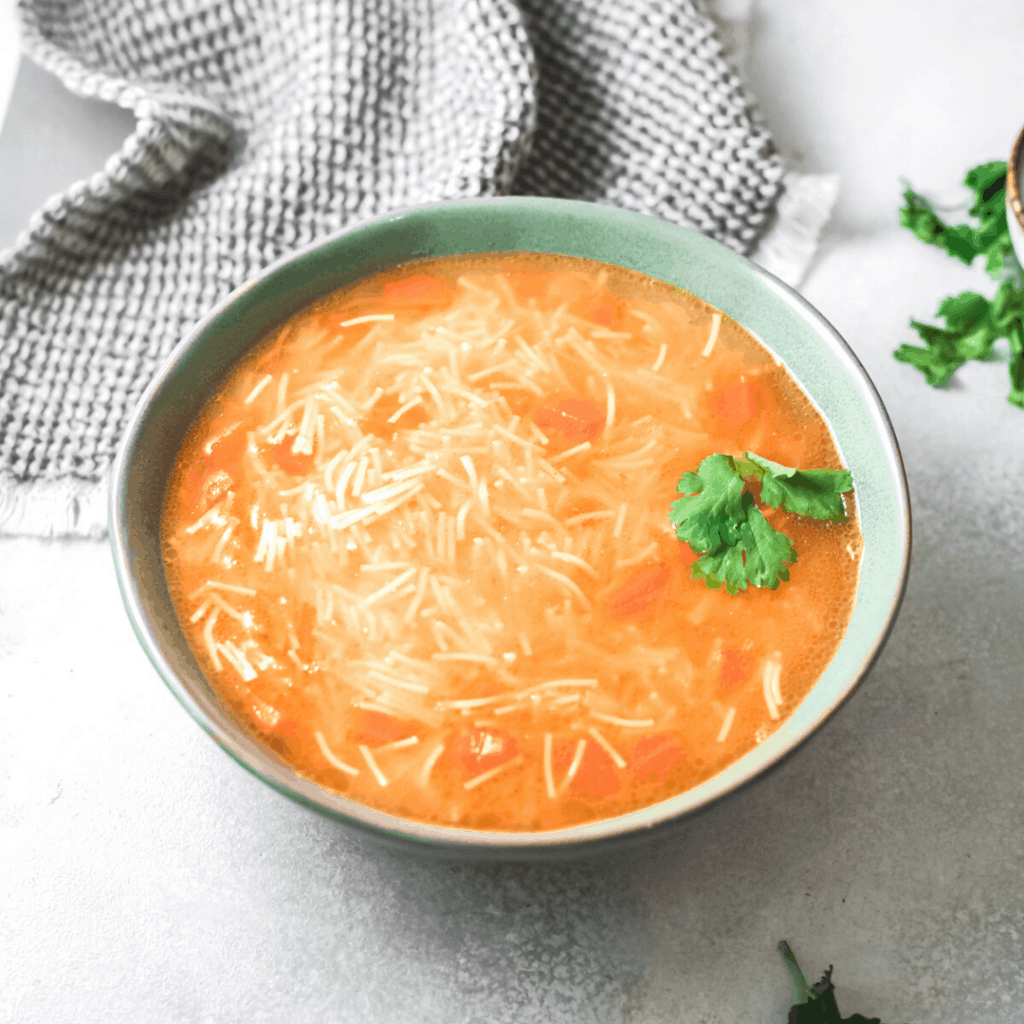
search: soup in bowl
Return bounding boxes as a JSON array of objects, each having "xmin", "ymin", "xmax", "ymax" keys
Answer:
[{"xmin": 110, "ymin": 199, "xmax": 910, "ymax": 856}]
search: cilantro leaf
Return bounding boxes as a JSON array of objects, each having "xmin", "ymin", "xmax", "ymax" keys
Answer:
[
  {"xmin": 893, "ymin": 327, "xmax": 967, "ymax": 386},
  {"xmin": 1009, "ymin": 319, "xmax": 1024, "ymax": 410},
  {"xmin": 935, "ymin": 290, "xmax": 997, "ymax": 348},
  {"xmin": 899, "ymin": 185, "xmax": 976, "ymax": 262},
  {"xmin": 779, "ymin": 941, "xmax": 890, "ymax": 1024},
  {"xmin": 898, "ymin": 160, "xmax": 1024, "ymax": 409},
  {"xmin": 690, "ymin": 500, "xmax": 794, "ymax": 595},
  {"xmin": 895, "ymin": 280, "xmax": 1024, "ymax": 398},
  {"xmin": 742, "ymin": 453, "xmax": 852, "ymax": 521},
  {"xmin": 966, "ymin": 161, "xmax": 1013, "ymax": 268},
  {"xmin": 668, "ymin": 453, "xmax": 748, "ymax": 554},
  {"xmin": 670, "ymin": 452, "xmax": 852, "ymax": 595},
  {"xmin": 992, "ymin": 277, "xmax": 1023, "ymax": 326},
  {"xmin": 899, "ymin": 161, "xmax": 1013, "ymax": 276}
]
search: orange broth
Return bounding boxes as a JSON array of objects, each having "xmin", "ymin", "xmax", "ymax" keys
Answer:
[{"xmin": 162, "ymin": 254, "xmax": 862, "ymax": 831}]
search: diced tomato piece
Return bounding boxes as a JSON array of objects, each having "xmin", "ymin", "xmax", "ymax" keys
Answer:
[
  {"xmin": 348, "ymin": 709, "xmax": 412, "ymax": 747},
  {"xmin": 198, "ymin": 469, "xmax": 233, "ymax": 511},
  {"xmin": 608, "ymin": 566, "xmax": 671, "ymax": 618},
  {"xmin": 449, "ymin": 727, "xmax": 518, "ymax": 774},
  {"xmin": 716, "ymin": 380, "xmax": 762, "ymax": 428},
  {"xmin": 717, "ymin": 648, "xmax": 748, "ymax": 695},
  {"xmin": 535, "ymin": 398, "xmax": 605, "ymax": 444},
  {"xmin": 383, "ymin": 275, "xmax": 449, "ymax": 306},
  {"xmin": 203, "ymin": 419, "xmax": 249, "ymax": 470},
  {"xmin": 628, "ymin": 734, "xmax": 685, "ymax": 786},
  {"xmin": 266, "ymin": 424, "xmax": 316, "ymax": 475},
  {"xmin": 570, "ymin": 741, "xmax": 623, "ymax": 801},
  {"xmin": 270, "ymin": 443, "xmax": 315, "ymax": 475}
]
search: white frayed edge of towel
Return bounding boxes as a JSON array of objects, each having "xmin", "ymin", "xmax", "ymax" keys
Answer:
[
  {"xmin": 749, "ymin": 170, "xmax": 841, "ymax": 289},
  {"xmin": 0, "ymin": 474, "xmax": 108, "ymax": 538}
]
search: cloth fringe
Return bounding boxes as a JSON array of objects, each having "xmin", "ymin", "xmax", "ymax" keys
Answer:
[
  {"xmin": 750, "ymin": 171, "xmax": 841, "ymax": 289},
  {"xmin": 0, "ymin": 473, "xmax": 108, "ymax": 538}
]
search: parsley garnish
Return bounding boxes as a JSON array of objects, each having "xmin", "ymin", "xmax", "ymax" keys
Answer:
[
  {"xmin": 744, "ymin": 453, "xmax": 851, "ymax": 521},
  {"xmin": 669, "ymin": 453, "xmax": 853, "ymax": 595},
  {"xmin": 900, "ymin": 161, "xmax": 1012, "ymax": 274},
  {"xmin": 896, "ymin": 161, "xmax": 1024, "ymax": 408},
  {"xmin": 779, "ymin": 941, "xmax": 893, "ymax": 1024}
]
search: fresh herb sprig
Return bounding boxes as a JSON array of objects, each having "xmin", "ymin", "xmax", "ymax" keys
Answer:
[
  {"xmin": 896, "ymin": 161, "xmax": 1024, "ymax": 408},
  {"xmin": 900, "ymin": 161, "xmax": 1012, "ymax": 274},
  {"xmin": 779, "ymin": 941, "xmax": 895, "ymax": 1023},
  {"xmin": 669, "ymin": 453, "xmax": 853, "ymax": 595}
]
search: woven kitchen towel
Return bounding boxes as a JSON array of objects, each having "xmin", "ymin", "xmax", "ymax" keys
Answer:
[{"xmin": 0, "ymin": 0, "xmax": 833, "ymax": 538}]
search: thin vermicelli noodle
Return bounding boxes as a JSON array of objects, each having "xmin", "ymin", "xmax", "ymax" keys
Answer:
[{"xmin": 162, "ymin": 254, "xmax": 862, "ymax": 831}]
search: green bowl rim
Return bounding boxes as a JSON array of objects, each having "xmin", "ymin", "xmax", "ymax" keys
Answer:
[{"xmin": 109, "ymin": 196, "xmax": 911, "ymax": 858}]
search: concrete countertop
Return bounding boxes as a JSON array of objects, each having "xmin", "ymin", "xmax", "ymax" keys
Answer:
[{"xmin": 4, "ymin": 2, "xmax": 1024, "ymax": 1022}]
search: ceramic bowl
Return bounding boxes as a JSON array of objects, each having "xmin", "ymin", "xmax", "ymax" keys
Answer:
[{"xmin": 109, "ymin": 197, "xmax": 911, "ymax": 859}]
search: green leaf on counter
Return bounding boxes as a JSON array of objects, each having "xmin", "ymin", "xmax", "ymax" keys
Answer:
[
  {"xmin": 899, "ymin": 161, "xmax": 1013, "ymax": 276},
  {"xmin": 898, "ymin": 162, "xmax": 1024, "ymax": 407}
]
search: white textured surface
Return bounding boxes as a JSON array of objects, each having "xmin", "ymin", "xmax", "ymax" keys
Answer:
[{"xmin": 5, "ymin": 2, "xmax": 1024, "ymax": 1022}]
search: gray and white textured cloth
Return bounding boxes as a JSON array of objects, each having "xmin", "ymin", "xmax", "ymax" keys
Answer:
[{"xmin": 0, "ymin": 0, "xmax": 836, "ymax": 537}]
